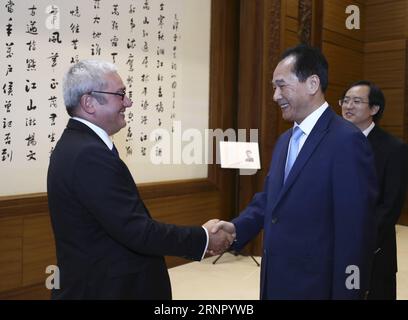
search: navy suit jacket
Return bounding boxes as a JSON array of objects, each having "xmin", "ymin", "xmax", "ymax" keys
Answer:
[
  {"xmin": 232, "ymin": 108, "xmax": 378, "ymax": 299},
  {"xmin": 47, "ymin": 119, "xmax": 207, "ymax": 299}
]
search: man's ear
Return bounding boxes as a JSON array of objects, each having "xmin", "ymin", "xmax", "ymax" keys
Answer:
[
  {"xmin": 370, "ymin": 104, "xmax": 380, "ymax": 116},
  {"xmin": 79, "ymin": 94, "xmax": 96, "ymax": 114},
  {"xmin": 307, "ymin": 75, "xmax": 320, "ymax": 95}
]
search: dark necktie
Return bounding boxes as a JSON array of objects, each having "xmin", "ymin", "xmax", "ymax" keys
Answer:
[{"xmin": 111, "ymin": 144, "xmax": 119, "ymax": 158}]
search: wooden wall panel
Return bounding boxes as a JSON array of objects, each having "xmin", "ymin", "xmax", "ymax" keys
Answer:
[
  {"xmin": 148, "ymin": 190, "xmax": 223, "ymax": 268},
  {"xmin": 365, "ymin": 0, "xmax": 407, "ymax": 42},
  {"xmin": 325, "ymin": 83, "xmax": 345, "ymax": 114},
  {"xmin": 286, "ymin": 0, "xmax": 299, "ymax": 18},
  {"xmin": 379, "ymin": 89, "xmax": 405, "ymax": 128},
  {"xmin": 322, "ymin": 0, "xmax": 365, "ymax": 115},
  {"xmin": 323, "ymin": 42, "xmax": 364, "ymax": 87},
  {"xmin": 324, "ymin": 0, "xmax": 365, "ymax": 41},
  {"xmin": 286, "ymin": 16, "xmax": 298, "ymax": 33},
  {"xmin": 365, "ymin": 39, "xmax": 406, "ymax": 52},
  {"xmin": 283, "ymin": 0, "xmax": 299, "ymax": 50},
  {"xmin": 285, "ymin": 30, "xmax": 300, "ymax": 48},
  {"xmin": 364, "ymin": 50, "xmax": 406, "ymax": 89},
  {"xmin": 364, "ymin": 2, "xmax": 408, "ymax": 223},
  {"xmin": 0, "ymin": 217, "xmax": 22, "ymax": 292},
  {"xmin": 323, "ymin": 29, "xmax": 364, "ymax": 52},
  {"xmin": 146, "ymin": 191, "xmax": 222, "ymax": 227},
  {"xmin": 22, "ymin": 215, "xmax": 56, "ymax": 286},
  {"xmin": 363, "ymin": 39, "xmax": 406, "ymax": 138}
]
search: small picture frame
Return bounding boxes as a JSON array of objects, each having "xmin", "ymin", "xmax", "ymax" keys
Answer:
[{"xmin": 219, "ymin": 141, "xmax": 261, "ymax": 170}]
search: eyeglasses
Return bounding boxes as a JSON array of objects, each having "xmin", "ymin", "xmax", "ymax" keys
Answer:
[
  {"xmin": 90, "ymin": 90, "xmax": 126, "ymax": 101},
  {"xmin": 339, "ymin": 97, "xmax": 369, "ymax": 107}
]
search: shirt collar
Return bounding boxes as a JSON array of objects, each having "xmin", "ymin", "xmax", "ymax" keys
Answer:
[
  {"xmin": 362, "ymin": 121, "xmax": 375, "ymax": 137},
  {"xmin": 294, "ymin": 101, "xmax": 329, "ymax": 135},
  {"xmin": 71, "ymin": 117, "xmax": 113, "ymax": 150}
]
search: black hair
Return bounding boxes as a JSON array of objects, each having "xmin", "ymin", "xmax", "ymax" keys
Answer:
[
  {"xmin": 341, "ymin": 80, "xmax": 385, "ymax": 122},
  {"xmin": 280, "ymin": 43, "xmax": 329, "ymax": 93}
]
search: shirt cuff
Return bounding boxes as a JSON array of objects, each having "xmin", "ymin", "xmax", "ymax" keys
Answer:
[{"xmin": 201, "ymin": 226, "xmax": 209, "ymax": 260}]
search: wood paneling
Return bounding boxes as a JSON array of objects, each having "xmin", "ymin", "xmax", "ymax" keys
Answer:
[
  {"xmin": 139, "ymin": 179, "xmax": 215, "ymax": 200},
  {"xmin": 323, "ymin": 42, "xmax": 363, "ymax": 87},
  {"xmin": 149, "ymin": 190, "xmax": 223, "ymax": 268},
  {"xmin": 0, "ymin": 193, "xmax": 49, "ymax": 218},
  {"xmin": 22, "ymin": 215, "xmax": 56, "ymax": 286},
  {"xmin": 0, "ymin": 217, "xmax": 22, "ymax": 292},
  {"xmin": 324, "ymin": 0, "xmax": 365, "ymax": 41},
  {"xmin": 325, "ymin": 83, "xmax": 345, "ymax": 114},
  {"xmin": 365, "ymin": 0, "xmax": 407, "ymax": 42},
  {"xmin": 285, "ymin": 30, "xmax": 300, "ymax": 48},
  {"xmin": 365, "ymin": 39, "xmax": 406, "ymax": 52},
  {"xmin": 286, "ymin": 16, "xmax": 298, "ymax": 33},
  {"xmin": 323, "ymin": 29, "xmax": 364, "ymax": 52},
  {"xmin": 0, "ymin": 284, "xmax": 50, "ymax": 300},
  {"xmin": 364, "ymin": 49, "xmax": 406, "ymax": 89},
  {"xmin": 322, "ymin": 0, "xmax": 365, "ymax": 109},
  {"xmin": 145, "ymin": 191, "xmax": 222, "ymax": 226},
  {"xmin": 379, "ymin": 89, "xmax": 405, "ymax": 128},
  {"xmin": 207, "ymin": 0, "xmax": 239, "ymax": 220},
  {"xmin": 286, "ymin": 0, "xmax": 299, "ymax": 18}
]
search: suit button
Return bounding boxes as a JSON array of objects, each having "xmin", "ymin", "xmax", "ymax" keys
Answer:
[{"xmin": 271, "ymin": 217, "xmax": 278, "ymax": 224}]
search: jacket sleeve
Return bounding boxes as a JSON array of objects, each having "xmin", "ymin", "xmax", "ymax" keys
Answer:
[
  {"xmin": 231, "ymin": 173, "xmax": 269, "ymax": 252},
  {"xmin": 73, "ymin": 146, "xmax": 207, "ymax": 261}
]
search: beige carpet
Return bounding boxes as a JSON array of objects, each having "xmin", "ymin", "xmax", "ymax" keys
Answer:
[{"xmin": 169, "ymin": 225, "xmax": 408, "ymax": 300}]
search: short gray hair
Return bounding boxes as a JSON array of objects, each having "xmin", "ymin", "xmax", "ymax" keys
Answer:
[{"xmin": 63, "ymin": 59, "xmax": 118, "ymax": 116}]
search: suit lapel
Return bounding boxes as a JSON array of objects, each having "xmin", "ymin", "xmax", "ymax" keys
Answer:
[
  {"xmin": 67, "ymin": 118, "xmax": 112, "ymax": 152},
  {"xmin": 367, "ymin": 126, "xmax": 384, "ymax": 153},
  {"xmin": 263, "ymin": 130, "xmax": 291, "ymax": 215},
  {"xmin": 271, "ymin": 130, "xmax": 291, "ymax": 191},
  {"xmin": 269, "ymin": 107, "xmax": 334, "ymax": 213}
]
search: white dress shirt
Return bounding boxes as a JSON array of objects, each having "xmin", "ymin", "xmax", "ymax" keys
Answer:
[
  {"xmin": 362, "ymin": 121, "xmax": 375, "ymax": 137},
  {"xmin": 289, "ymin": 101, "xmax": 329, "ymax": 158},
  {"xmin": 72, "ymin": 117, "xmax": 114, "ymax": 150}
]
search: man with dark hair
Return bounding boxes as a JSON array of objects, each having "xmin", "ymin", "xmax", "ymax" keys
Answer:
[
  {"xmin": 341, "ymin": 80, "xmax": 408, "ymax": 300},
  {"xmin": 212, "ymin": 44, "xmax": 378, "ymax": 299}
]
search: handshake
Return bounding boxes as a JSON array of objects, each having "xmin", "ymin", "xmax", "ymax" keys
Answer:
[{"xmin": 202, "ymin": 219, "xmax": 236, "ymax": 256}]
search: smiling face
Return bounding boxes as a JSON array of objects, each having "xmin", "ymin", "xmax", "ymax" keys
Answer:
[
  {"xmin": 92, "ymin": 72, "xmax": 133, "ymax": 135},
  {"xmin": 341, "ymin": 85, "xmax": 378, "ymax": 131},
  {"xmin": 272, "ymin": 56, "xmax": 315, "ymax": 124}
]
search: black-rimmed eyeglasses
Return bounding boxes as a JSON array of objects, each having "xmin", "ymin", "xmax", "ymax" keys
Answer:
[{"xmin": 90, "ymin": 90, "xmax": 126, "ymax": 101}]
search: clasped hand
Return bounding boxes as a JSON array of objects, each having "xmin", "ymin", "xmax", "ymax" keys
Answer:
[{"xmin": 202, "ymin": 219, "xmax": 236, "ymax": 256}]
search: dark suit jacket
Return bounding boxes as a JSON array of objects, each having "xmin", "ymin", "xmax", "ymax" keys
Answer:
[
  {"xmin": 232, "ymin": 108, "xmax": 378, "ymax": 299},
  {"xmin": 47, "ymin": 119, "xmax": 207, "ymax": 299},
  {"xmin": 367, "ymin": 126, "xmax": 408, "ymax": 283}
]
